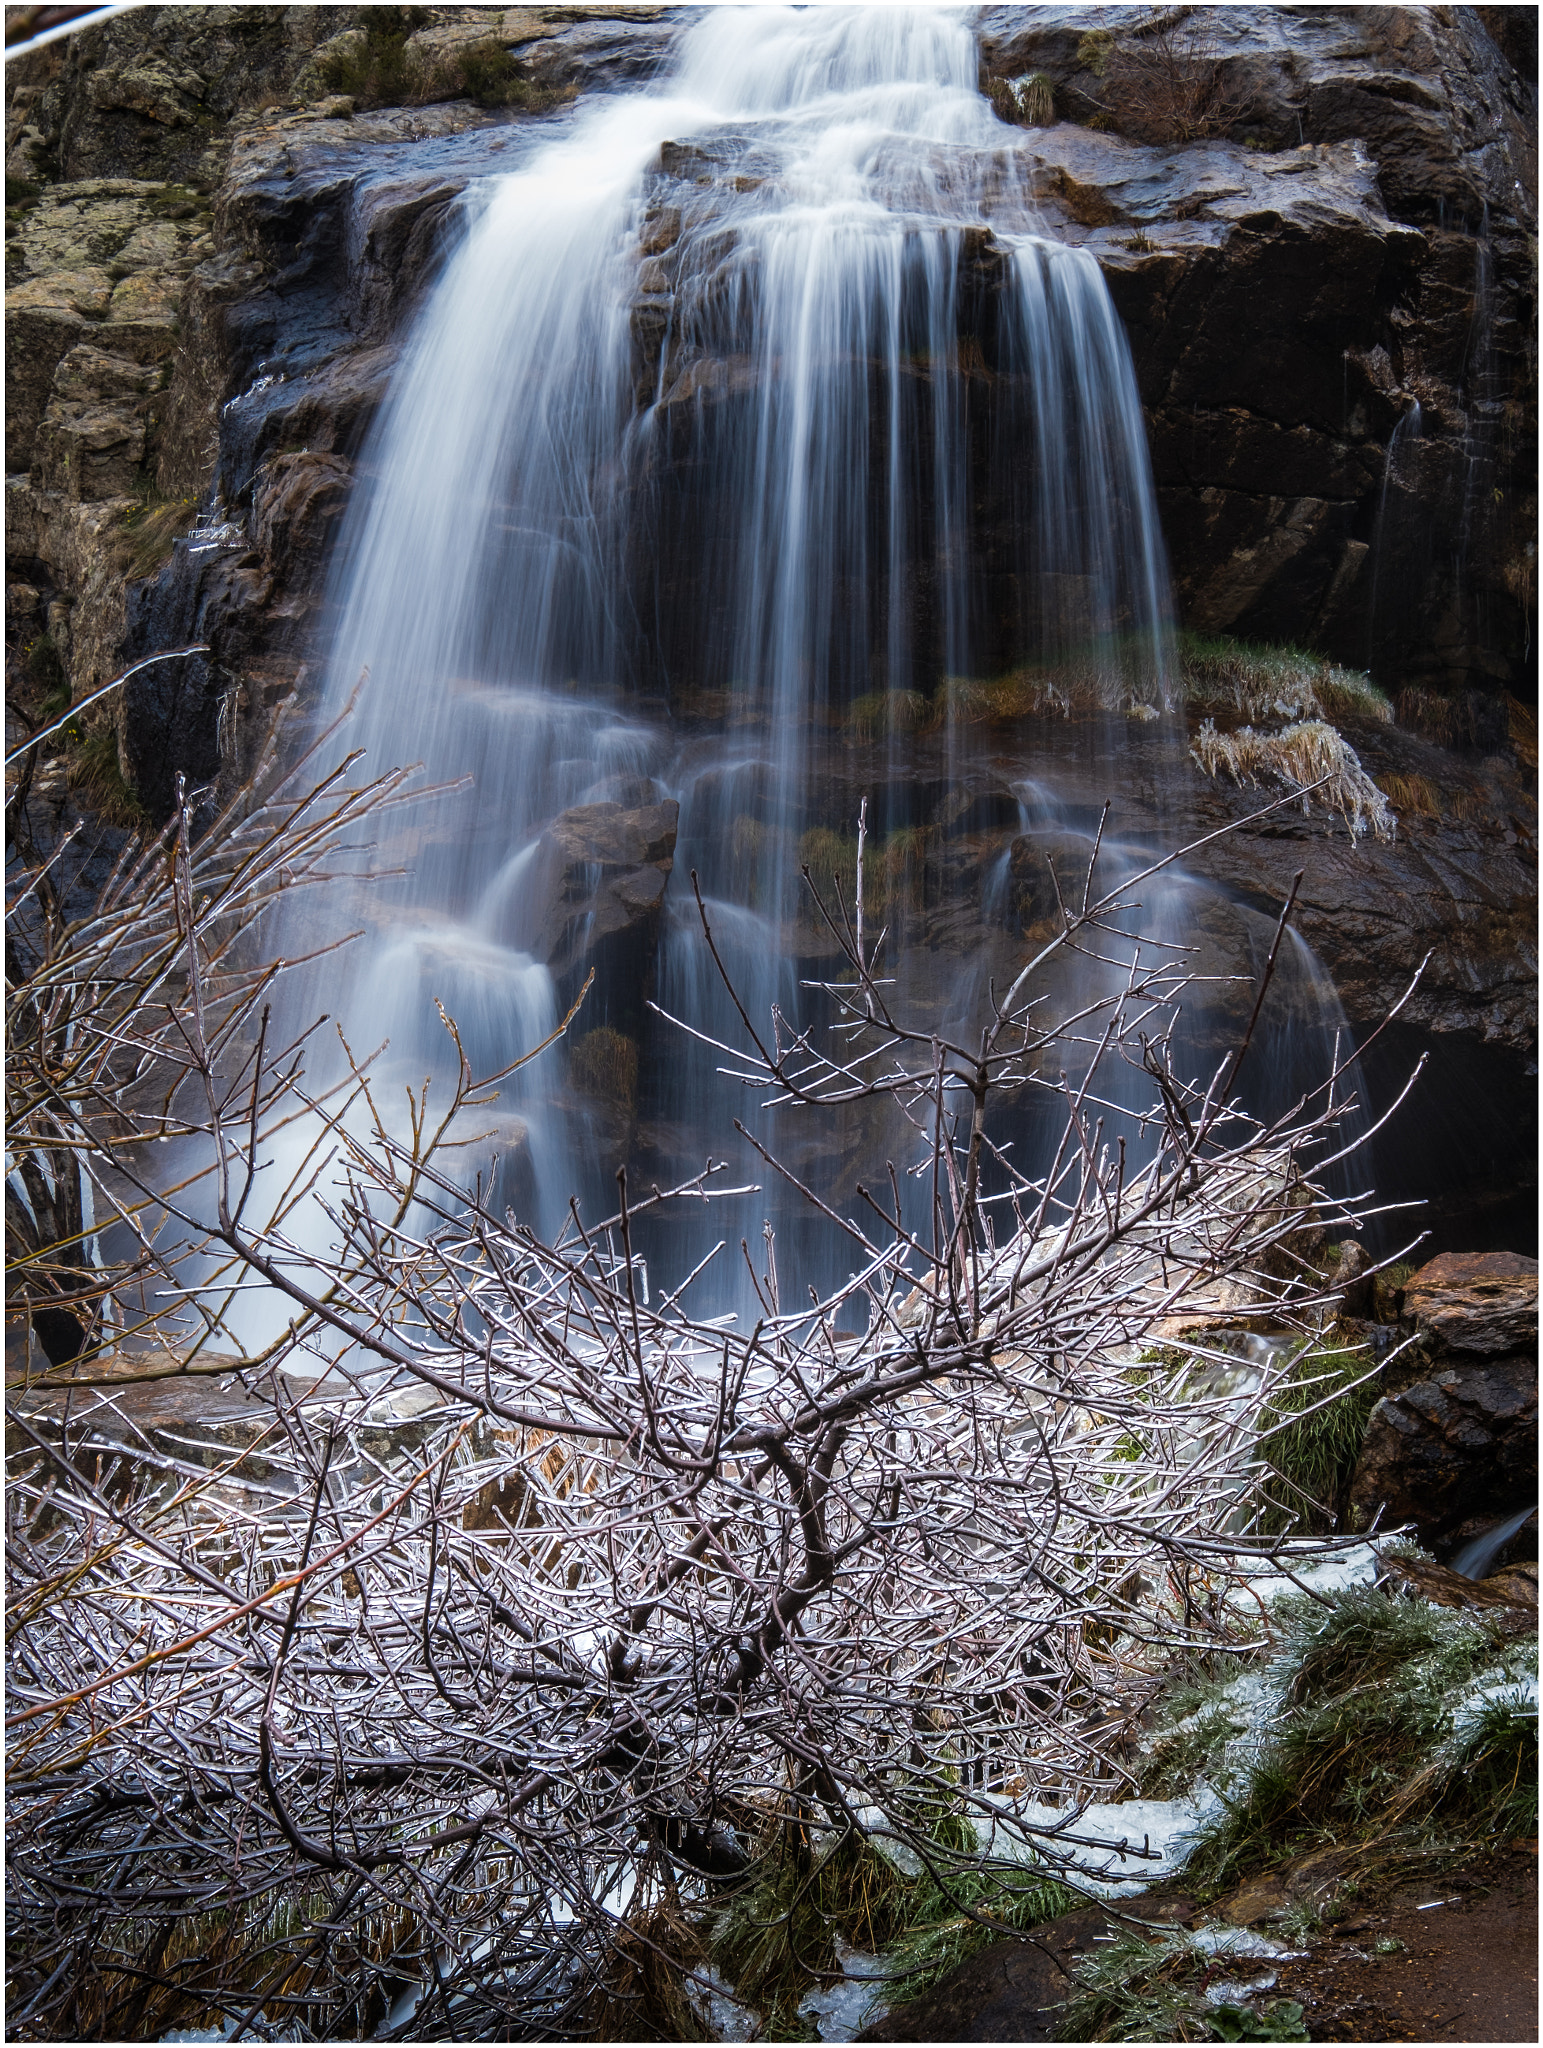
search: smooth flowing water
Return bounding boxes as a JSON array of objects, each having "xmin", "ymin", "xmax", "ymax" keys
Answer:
[{"xmin": 281, "ymin": 4, "xmax": 1354, "ymax": 1308}]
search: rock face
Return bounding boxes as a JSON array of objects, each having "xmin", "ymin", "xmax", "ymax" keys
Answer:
[
  {"xmin": 1350, "ymin": 1250, "xmax": 1538, "ymax": 1555},
  {"xmin": 978, "ymin": 3, "xmax": 1537, "ymax": 696},
  {"xmin": 1403, "ymin": 1250, "xmax": 1540, "ymax": 1354}
]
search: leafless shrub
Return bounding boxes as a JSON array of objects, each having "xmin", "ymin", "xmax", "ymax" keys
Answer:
[
  {"xmin": 5, "ymin": 757, "xmax": 1423, "ymax": 2038},
  {"xmin": 1079, "ymin": 19, "xmax": 1254, "ymax": 147}
]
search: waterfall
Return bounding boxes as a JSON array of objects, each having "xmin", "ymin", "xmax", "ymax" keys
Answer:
[{"xmin": 277, "ymin": 4, "xmax": 1250, "ymax": 1304}]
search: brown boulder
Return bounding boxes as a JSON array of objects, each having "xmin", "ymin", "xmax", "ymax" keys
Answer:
[
  {"xmin": 1403, "ymin": 1251, "xmax": 1538, "ymax": 1357},
  {"xmin": 525, "ymin": 800, "xmax": 679, "ymax": 978}
]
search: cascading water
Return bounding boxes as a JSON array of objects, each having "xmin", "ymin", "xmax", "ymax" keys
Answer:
[{"xmin": 277, "ymin": 4, "xmax": 1354, "ymax": 1310}]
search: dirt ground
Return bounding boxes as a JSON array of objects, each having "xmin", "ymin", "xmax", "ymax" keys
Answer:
[
  {"xmin": 861, "ymin": 1846, "xmax": 1537, "ymax": 2043},
  {"xmin": 1272, "ymin": 1841, "xmax": 1537, "ymax": 2043}
]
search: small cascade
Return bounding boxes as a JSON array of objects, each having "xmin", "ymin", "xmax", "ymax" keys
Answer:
[
  {"xmin": 1451, "ymin": 1504, "xmax": 1537, "ymax": 1582},
  {"xmin": 1366, "ymin": 398, "xmax": 1424, "ymax": 677}
]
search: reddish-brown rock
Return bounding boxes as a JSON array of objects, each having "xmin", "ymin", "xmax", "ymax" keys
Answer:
[{"xmin": 1403, "ymin": 1250, "xmax": 1539, "ymax": 1356}]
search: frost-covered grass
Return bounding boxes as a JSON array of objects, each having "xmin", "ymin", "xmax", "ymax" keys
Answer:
[
  {"xmin": 1177, "ymin": 634, "xmax": 1392, "ymax": 727},
  {"xmin": 1179, "ymin": 634, "xmax": 1397, "ymax": 841},
  {"xmin": 1190, "ymin": 719, "xmax": 1395, "ymax": 842},
  {"xmin": 1053, "ymin": 1924, "xmax": 1310, "ymax": 2042},
  {"xmin": 1179, "ymin": 1587, "xmax": 1537, "ymax": 1888}
]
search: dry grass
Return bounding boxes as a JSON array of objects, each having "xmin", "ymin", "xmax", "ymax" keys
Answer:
[
  {"xmin": 586, "ymin": 1901, "xmax": 714, "ymax": 2042},
  {"xmin": 1372, "ymin": 772, "xmax": 1440, "ymax": 819},
  {"xmin": 1392, "ymin": 686, "xmax": 1456, "ymax": 747},
  {"xmin": 570, "ymin": 1026, "xmax": 639, "ymax": 1113},
  {"xmin": 1191, "ymin": 719, "xmax": 1395, "ymax": 843},
  {"xmin": 112, "ymin": 497, "xmax": 196, "ymax": 584}
]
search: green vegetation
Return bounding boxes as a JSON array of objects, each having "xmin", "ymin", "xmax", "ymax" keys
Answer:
[
  {"xmin": 1137, "ymin": 1671, "xmax": 1262, "ymax": 1802},
  {"xmin": 796, "ymin": 822, "xmax": 940, "ymax": 918},
  {"xmin": 1176, "ymin": 632, "xmax": 1391, "ymax": 725},
  {"xmin": 24, "ymin": 631, "xmax": 64, "ymax": 698},
  {"xmin": 847, "ymin": 687, "xmax": 928, "ymax": 739},
  {"xmin": 709, "ymin": 1816, "xmax": 1079, "ymax": 2035},
  {"xmin": 1254, "ymin": 1344, "xmax": 1382, "ymax": 1535},
  {"xmin": 987, "ymin": 73, "xmax": 1055, "ymax": 127},
  {"xmin": 1184, "ymin": 1588, "xmax": 1537, "ymax": 1890},
  {"xmin": 65, "ymin": 722, "xmax": 148, "ymax": 831},
  {"xmin": 316, "ymin": 10, "xmax": 575, "ymax": 114},
  {"xmin": 315, "ymin": 6, "xmax": 427, "ymax": 104},
  {"xmin": 1054, "ymin": 1922, "xmax": 1308, "ymax": 2041}
]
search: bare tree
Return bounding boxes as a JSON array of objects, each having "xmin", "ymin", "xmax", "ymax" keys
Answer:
[{"xmin": 5, "ymin": 759, "xmax": 1420, "ymax": 2040}]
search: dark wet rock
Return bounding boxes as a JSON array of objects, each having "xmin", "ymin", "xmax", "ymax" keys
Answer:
[
  {"xmin": 3, "ymin": 8, "xmax": 1536, "ymax": 1223},
  {"xmin": 1350, "ymin": 1352, "xmax": 1536, "ymax": 1554},
  {"xmin": 1377, "ymin": 1548, "xmax": 1540, "ymax": 1622},
  {"xmin": 975, "ymin": 4, "xmax": 1536, "ymax": 693},
  {"xmin": 524, "ymin": 799, "xmax": 680, "ymax": 981},
  {"xmin": 1352, "ymin": 1251, "xmax": 1538, "ymax": 1559},
  {"xmin": 1483, "ymin": 1559, "xmax": 1539, "ymax": 1607},
  {"xmin": 117, "ymin": 634, "xmax": 228, "ymax": 823}
]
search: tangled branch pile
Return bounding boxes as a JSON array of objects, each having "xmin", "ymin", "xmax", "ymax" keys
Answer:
[{"xmin": 6, "ymin": 753, "xmax": 1415, "ymax": 2038}]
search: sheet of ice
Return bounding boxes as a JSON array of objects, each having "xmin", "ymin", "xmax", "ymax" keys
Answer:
[
  {"xmin": 1452, "ymin": 1670, "xmax": 1539, "ymax": 1726},
  {"xmin": 1227, "ymin": 1541, "xmax": 1382, "ymax": 1610},
  {"xmin": 697, "ymin": 1965, "xmax": 762, "ymax": 2042},
  {"xmin": 797, "ymin": 1941, "xmax": 892, "ymax": 2041},
  {"xmin": 1204, "ymin": 1970, "xmax": 1279, "ymax": 2004},
  {"xmin": 976, "ymin": 1791, "xmax": 1223, "ymax": 1893},
  {"xmin": 1191, "ymin": 1925, "xmax": 1306, "ymax": 1962},
  {"xmin": 855, "ymin": 1807, "xmax": 923, "ymax": 1875}
]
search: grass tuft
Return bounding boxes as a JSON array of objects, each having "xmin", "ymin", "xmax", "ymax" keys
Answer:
[
  {"xmin": 711, "ymin": 1812, "xmax": 1079, "ymax": 2031},
  {"xmin": 1190, "ymin": 719, "xmax": 1395, "ymax": 842},
  {"xmin": 586, "ymin": 1901, "xmax": 714, "ymax": 2042},
  {"xmin": 1254, "ymin": 1345, "xmax": 1382, "ymax": 1536},
  {"xmin": 570, "ymin": 1026, "xmax": 639, "ymax": 1113},
  {"xmin": 65, "ymin": 721, "xmax": 148, "ymax": 830},
  {"xmin": 114, "ymin": 496, "xmax": 197, "ymax": 583},
  {"xmin": 1182, "ymin": 1588, "xmax": 1537, "ymax": 1890},
  {"xmin": 847, "ymin": 688, "xmax": 929, "ymax": 740},
  {"xmin": 316, "ymin": 11, "xmax": 576, "ymax": 113},
  {"xmin": 1178, "ymin": 633, "xmax": 1390, "ymax": 726}
]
